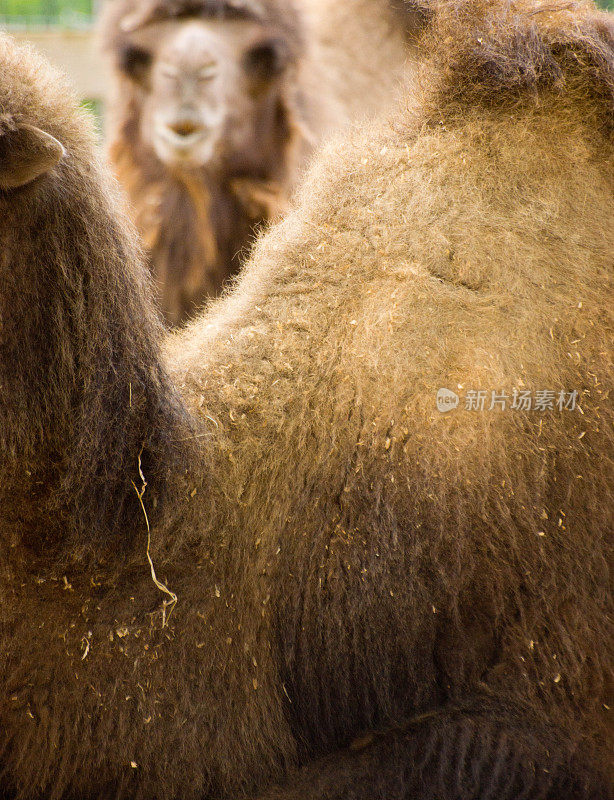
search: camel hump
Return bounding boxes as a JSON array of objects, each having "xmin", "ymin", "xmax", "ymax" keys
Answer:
[{"xmin": 415, "ymin": 0, "xmax": 614, "ymax": 127}]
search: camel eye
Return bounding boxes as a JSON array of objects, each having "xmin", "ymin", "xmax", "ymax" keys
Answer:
[
  {"xmin": 119, "ymin": 45, "xmax": 152, "ymax": 84},
  {"xmin": 197, "ymin": 64, "xmax": 219, "ymax": 82},
  {"xmin": 243, "ymin": 39, "xmax": 288, "ymax": 84},
  {"xmin": 159, "ymin": 65, "xmax": 180, "ymax": 81}
]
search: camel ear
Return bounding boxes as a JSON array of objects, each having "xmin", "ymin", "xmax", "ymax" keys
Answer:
[{"xmin": 0, "ymin": 123, "xmax": 65, "ymax": 190}]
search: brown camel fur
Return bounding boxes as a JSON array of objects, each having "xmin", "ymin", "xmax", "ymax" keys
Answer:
[{"xmin": 0, "ymin": 1, "xmax": 612, "ymax": 798}]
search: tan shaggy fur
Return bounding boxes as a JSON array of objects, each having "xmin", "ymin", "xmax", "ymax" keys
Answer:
[
  {"xmin": 100, "ymin": 0, "xmax": 417, "ymax": 325},
  {"xmin": 0, "ymin": 1, "xmax": 613, "ymax": 799}
]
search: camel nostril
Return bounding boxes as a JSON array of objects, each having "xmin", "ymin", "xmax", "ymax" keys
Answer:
[{"xmin": 168, "ymin": 120, "xmax": 203, "ymax": 138}]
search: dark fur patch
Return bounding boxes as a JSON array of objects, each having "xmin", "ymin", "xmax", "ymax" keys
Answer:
[
  {"xmin": 243, "ymin": 38, "xmax": 291, "ymax": 84},
  {"xmin": 117, "ymin": 43, "xmax": 153, "ymax": 82}
]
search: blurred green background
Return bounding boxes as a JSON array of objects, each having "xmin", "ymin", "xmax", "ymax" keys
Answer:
[{"xmin": 0, "ymin": 0, "xmax": 96, "ymax": 27}]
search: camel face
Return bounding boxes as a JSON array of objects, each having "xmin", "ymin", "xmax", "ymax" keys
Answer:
[{"xmin": 119, "ymin": 18, "xmax": 292, "ymax": 173}]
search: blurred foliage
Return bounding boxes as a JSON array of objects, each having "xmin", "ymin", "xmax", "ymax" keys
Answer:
[
  {"xmin": 80, "ymin": 97, "xmax": 103, "ymax": 133},
  {"xmin": 0, "ymin": 0, "xmax": 94, "ymax": 26}
]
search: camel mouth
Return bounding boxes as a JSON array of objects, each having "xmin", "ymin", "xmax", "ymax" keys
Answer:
[
  {"xmin": 156, "ymin": 122, "xmax": 208, "ymax": 150},
  {"xmin": 153, "ymin": 120, "xmax": 219, "ymax": 166}
]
